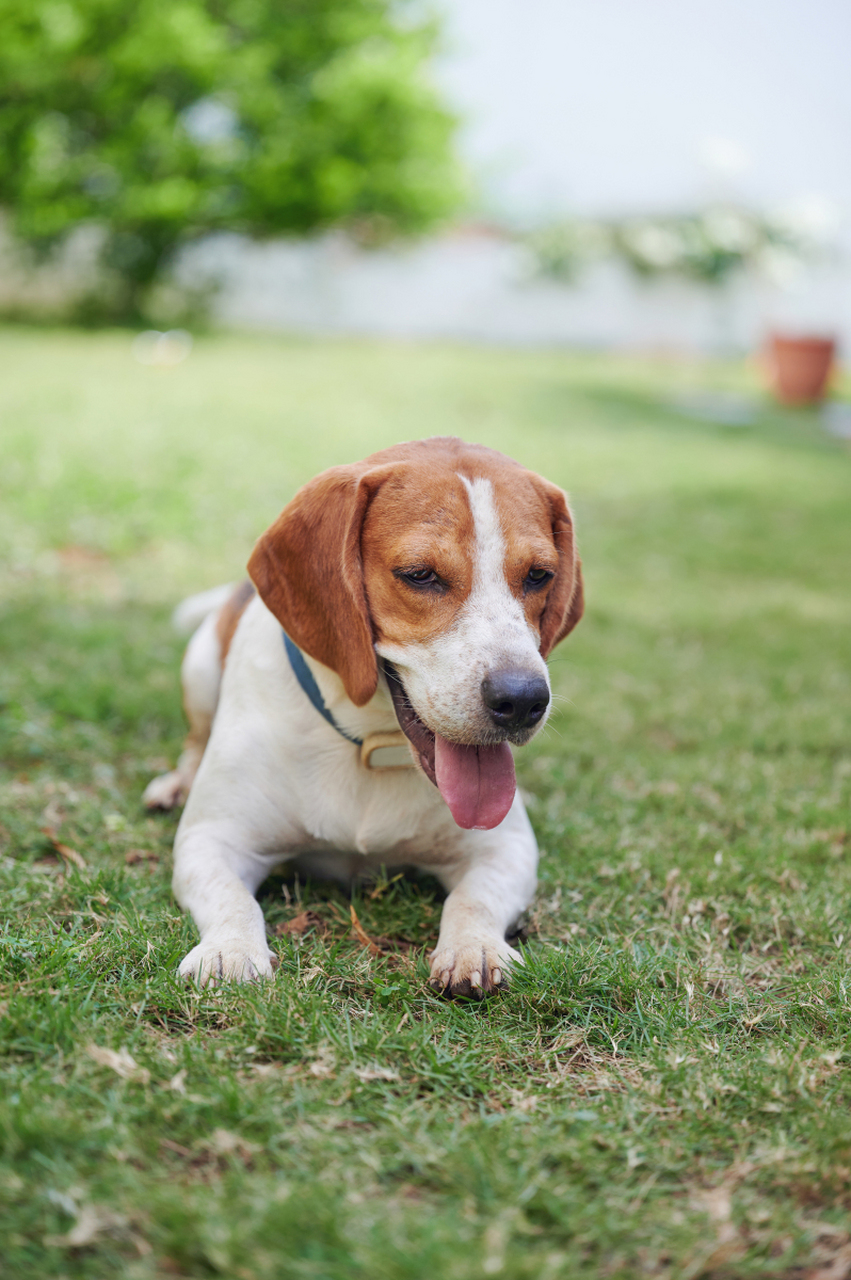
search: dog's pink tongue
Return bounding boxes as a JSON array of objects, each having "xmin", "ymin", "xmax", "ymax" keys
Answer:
[{"xmin": 434, "ymin": 736, "xmax": 516, "ymax": 830}]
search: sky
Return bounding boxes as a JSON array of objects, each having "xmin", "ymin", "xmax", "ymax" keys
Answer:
[{"xmin": 436, "ymin": 0, "xmax": 851, "ymax": 224}]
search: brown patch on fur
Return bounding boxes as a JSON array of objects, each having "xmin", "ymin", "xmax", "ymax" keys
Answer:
[
  {"xmin": 492, "ymin": 476, "xmax": 583, "ymax": 654},
  {"xmin": 361, "ymin": 468, "xmax": 475, "ymax": 650},
  {"xmin": 215, "ymin": 580, "xmax": 256, "ymax": 663}
]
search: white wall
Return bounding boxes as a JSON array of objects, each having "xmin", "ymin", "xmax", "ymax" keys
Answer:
[{"xmin": 185, "ymin": 228, "xmax": 850, "ymax": 353}]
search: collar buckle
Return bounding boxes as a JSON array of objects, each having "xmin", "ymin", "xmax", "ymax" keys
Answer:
[{"xmin": 360, "ymin": 731, "xmax": 415, "ymax": 771}]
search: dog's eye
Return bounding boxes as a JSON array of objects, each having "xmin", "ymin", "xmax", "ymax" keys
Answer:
[
  {"xmin": 525, "ymin": 567, "xmax": 553, "ymax": 590},
  {"xmin": 400, "ymin": 568, "xmax": 439, "ymax": 587}
]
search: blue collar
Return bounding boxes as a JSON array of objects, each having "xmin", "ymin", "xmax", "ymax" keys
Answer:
[{"xmin": 282, "ymin": 631, "xmax": 363, "ymax": 746}]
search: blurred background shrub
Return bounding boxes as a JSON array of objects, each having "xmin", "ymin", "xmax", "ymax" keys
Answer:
[{"xmin": 527, "ymin": 201, "xmax": 837, "ymax": 289}]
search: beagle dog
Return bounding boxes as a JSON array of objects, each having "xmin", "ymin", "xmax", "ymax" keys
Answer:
[{"xmin": 144, "ymin": 437, "xmax": 583, "ymax": 995}]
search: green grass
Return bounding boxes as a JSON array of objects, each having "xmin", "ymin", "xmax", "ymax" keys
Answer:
[{"xmin": 1, "ymin": 326, "xmax": 851, "ymax": 1278}]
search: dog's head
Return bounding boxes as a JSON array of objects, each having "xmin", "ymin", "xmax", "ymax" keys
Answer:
[{"xmin": 248, "ymin": 438, "xmax": 583, "ymax": 830}]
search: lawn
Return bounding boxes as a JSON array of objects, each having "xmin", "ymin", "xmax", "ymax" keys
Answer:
[{"xmin": 1, "ymin": 326, "xmax": 850, "ymax": 1279}]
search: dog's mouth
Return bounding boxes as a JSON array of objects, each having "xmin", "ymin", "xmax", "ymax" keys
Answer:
[{"xmin": 384, "ymin": 662, "xmax": 516, "ymax": 831}]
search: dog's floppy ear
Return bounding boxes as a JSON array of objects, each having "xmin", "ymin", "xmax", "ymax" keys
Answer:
[
  {"xmin": 536, "ymin": 481, "xmax": 584, "ymax": 657},
  {"xmin": 248, "ymin": 464, "xmax": 386, "ymax": 706}
]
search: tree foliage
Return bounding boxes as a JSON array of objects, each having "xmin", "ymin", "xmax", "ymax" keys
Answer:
[{"xmin": 0, "ymin": 0, "xmax": 463, "ymax": 318}]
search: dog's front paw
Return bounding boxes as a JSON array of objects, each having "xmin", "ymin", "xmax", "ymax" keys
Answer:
[
  {"xmin": 428, "ymin": 937, "xmax": 522, "ymax": 998},
  {"xmin": 178, "ymin": 938, "xmax": 278, "ymax": 987}
]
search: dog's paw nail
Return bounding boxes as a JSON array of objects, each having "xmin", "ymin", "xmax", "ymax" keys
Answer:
[
  {"xmin": 471, "ymin": 970, "xmax": 482, "ymax": 989},
  {"xmin": 492, "ymin": 967, "xmax": 502, "ymax": 987}
]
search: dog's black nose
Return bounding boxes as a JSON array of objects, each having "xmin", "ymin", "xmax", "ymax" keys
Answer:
[{"xmin": 481, "ymin": 669, "xmax": 550, "ymax": 732}]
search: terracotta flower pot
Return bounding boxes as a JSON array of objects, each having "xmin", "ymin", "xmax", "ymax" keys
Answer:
[{"xmin": 766, "ymin": 333, "xmax": 836, "ymax": 406}]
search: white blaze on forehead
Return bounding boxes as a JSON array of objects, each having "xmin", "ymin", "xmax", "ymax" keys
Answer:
[
  {"xmin": 456, "ymin": 473, "xmax": 535, "ymax": 650},
  {"xmin": 459, "ymin": 474, "xmax": 507, "ymax": 591}
]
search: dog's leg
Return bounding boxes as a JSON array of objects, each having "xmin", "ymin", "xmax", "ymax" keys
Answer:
[
  {"xmin": 428, "ymin": 798, "xmax": 538, "ymax": 998},
  {"xmin": 172, "ymin": 821, "xmax": 281, "ymax": 985},
  {"xmin": 143, "ymin": 611, "xmax": 222, "ymax": 810}
]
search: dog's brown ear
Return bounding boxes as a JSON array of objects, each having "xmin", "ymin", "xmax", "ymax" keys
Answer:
[
  {"xmin": 248, "ymin": 464, "xmax": 382, "ymax": 706},
  {"xmin": 537, "ymin": 481, "xmax": 584, "ymax": 657}
]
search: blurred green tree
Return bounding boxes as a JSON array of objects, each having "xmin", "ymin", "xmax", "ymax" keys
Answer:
[{"xmin": 0, "ymin": 0, "xmax": 463, "ymax": 320}]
